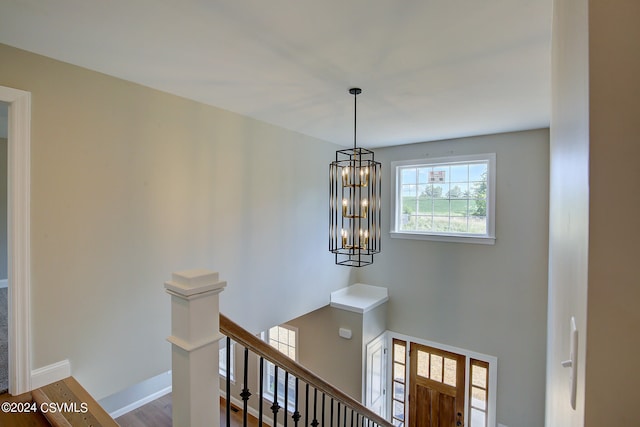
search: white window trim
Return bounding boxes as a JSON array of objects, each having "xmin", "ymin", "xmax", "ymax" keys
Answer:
[{"xmin": 390, "ymin": 153, "xmax": 496, "ymax": 244}]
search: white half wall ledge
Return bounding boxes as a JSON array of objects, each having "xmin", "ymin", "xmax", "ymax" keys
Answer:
[
  {"xmin": 31, "ymin": 360, "xmax": 71, "ymax": 390},
  {"xmin": 330, "ymin": 283, "xmax": 389, "ymax": 314}
]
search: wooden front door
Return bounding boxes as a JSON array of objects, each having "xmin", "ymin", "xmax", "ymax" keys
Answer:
[{"xmin": 409, "ymin": 343, "xmax": 465, "ymax": 427}]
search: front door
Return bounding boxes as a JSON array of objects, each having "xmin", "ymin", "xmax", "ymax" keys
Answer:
[{"xmin": 409, "ymin": 343, "xmax": 465, "ymax": 427}]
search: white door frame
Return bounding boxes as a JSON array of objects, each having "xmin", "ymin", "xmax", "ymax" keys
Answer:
[
  {"xmin": 1, "ymin": 85, "xmax": 32, "ymax": 395},
  {"xmin": 365, "ymin": 332, "xmax": 387, "ymax": 418}
]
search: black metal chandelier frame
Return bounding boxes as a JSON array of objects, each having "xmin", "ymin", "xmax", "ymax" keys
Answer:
[{"xmin": 329, "ymin": 88, "xmax": 382, "ymax": 267}]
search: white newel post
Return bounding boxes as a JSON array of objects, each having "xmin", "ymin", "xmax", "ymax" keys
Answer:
[{"xmin": 165, "ymin": 269, "xmax": 226, "ymax": 427}]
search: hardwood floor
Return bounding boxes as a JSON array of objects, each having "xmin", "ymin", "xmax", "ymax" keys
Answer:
[
  {"xmin": 115, "ymin": 393, "xmax": 172, "ymax": 427},
  {"xmin": 0, "ymin": 392, "xmax": 50, "ymax": 427},
  {"xmin": 116, "ymin": 394, "xmax": 267, "ymax": 427}
]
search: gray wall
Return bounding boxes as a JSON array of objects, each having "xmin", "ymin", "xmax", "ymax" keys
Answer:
[
  {"xmin": 0, "ymin": 42, "xmax": 351, "ymax": 400},
  {"xmin": 356, "ymin": 129, "xmax": 550, "ymax": 427},
  {"xmin": 289, "ymin": 306, "xmax": 364, "ymax": 400},
  {"xmin": 287, "ymin": 303, "xmax": 387, "ymax": 402}
]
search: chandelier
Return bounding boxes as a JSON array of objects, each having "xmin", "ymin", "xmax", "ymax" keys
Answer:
[{"xmin": 329, "ymin": 88, "xmax": 382, "ymax": 267}]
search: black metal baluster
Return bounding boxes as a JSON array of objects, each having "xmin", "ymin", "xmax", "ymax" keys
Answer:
[
  {"xmin": 240, "ymin": 347, "xmax": 251, "ymax": 427},
  {"xmin": 337, "ymin": 402, "xmax": 341, "ymax": 427},
  {"xmin": 284, "ymin": 371, "xmax": 289, "ymax": 427},
  {"xmin": 226, "ymin": 337, "xmax": 231, "ymax": 427},
  {"xmin": 311, "ymin": 388, "xmax": 319, "ymax": 427},
  {"xmin": 271, "ymin": 366, "xmax": 281, "ymax": 427},
  {"xmin": 321, "ymin": 393, "xmax": 326, "ymax": 427},
  {"xmin": 342, "ymin": 405, "xmax": 347, "ymax": 427},
  {"xmin": 330, "ymin": 398, "xmax": 334, "ymax": 427},
  {"xmin": 305, "ymin": 383, "xmax": 310, "ymax": 427},
  {"xmin": 350, "ymin": 409, "xmax": 354, "ymax": 427},
  {"xmin": 259, "ymin": 357, "xmax": 264, "ymax": 427},
  {"xmin": 292, "ymin": 378, "xmax": 301, "ymax": 427}
]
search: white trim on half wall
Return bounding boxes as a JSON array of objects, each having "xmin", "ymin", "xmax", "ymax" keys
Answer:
[{"xmin": 0, "ymin": 85, "xmax": 32, "ymax": 395}]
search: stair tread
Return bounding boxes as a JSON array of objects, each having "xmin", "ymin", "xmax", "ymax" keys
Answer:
[
  {"xmin": 0, "ymin": 392, "xmax": 50, "ymax": 426},
  {"xmin": 37, "ymin": 377, "xmax": 119, "ymax": 427}
]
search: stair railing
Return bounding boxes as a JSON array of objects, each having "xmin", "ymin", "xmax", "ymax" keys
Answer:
[
  {"xmin": 165, "ymin": 269, "xmax": 393, "ymax": 427},
  {"xmin": 220, "ymin": 314, "xmax": 393, "ymax": 427}
]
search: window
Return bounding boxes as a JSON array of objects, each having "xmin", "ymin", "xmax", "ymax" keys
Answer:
[
  {"xmin": 390, "ymin": 154, "xmax": 495, "ymax": 244},
  {"xmin": 391, "ymin": 339, "xmax": 407, "ymax": 427},
  {"xmin": 469, "ymin": 359, "xmax": 489, "ymax": 427},
  {"xmin": 262, "ymin": 325, "xmax": 298, "ymax": 411},
  {"xmin": 219, "ymin": 337, "xmax": 235, "ymax": 382}
]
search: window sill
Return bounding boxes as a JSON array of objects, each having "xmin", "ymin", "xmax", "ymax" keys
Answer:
[{"xmin": 390, "ymin": 231, "xmax": 495, "ymax": 245}]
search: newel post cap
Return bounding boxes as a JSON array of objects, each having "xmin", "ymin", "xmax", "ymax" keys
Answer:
[{"xmin": 164, "ymin": 269, "xmax": 226, "ymax": 298}]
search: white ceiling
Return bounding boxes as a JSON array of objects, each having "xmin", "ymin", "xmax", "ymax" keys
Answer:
[{"xmin": 0, "ymin": 0, "xmax": 552, "ymax": 148}]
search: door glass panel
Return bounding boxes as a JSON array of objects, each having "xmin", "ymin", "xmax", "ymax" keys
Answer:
[
  {"xmin": 471, "ymin": 408, "xmax": 486, "ymax": 427},
  {"xmin": 472, "ymin": 365, "xmax": 487, "ymax": 388},
  {"xmin": 444, "ymin": 357, "xmax": 457, "ymax": 386},
  {"xmin": 469, "ymin": 359, "xmax": 490, "ymax": 427},
  {"xmin": 394, "ymin": 362, "xmax": 405, "ymax": 382},
  {"xmin": 471, "ymin": 387, "xmax": 486, "ymax": 410},
  {"xmin": 393, "ymin": 400, "xmax": 405, "ymax": 420},
  {"xmin": 394, "ymin": 382, "xmax": 405, "ymax": 401},
  {"xmin": 430, "ymin": 354, "xmax": 443, "ymax": 382},
  {"xmin": 417, "ymin": 350, "xmax": 430, "ymax": 378},
  {"xmin": 394, "ymin": 343, "xmax": 406, "ymax": 363}
]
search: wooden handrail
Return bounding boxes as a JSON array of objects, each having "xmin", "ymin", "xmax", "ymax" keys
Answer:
[{"xmin": 220, "ymin": 314, "xmax": 394, "ymax": 427}]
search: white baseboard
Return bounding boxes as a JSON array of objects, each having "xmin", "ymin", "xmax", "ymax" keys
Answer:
[
  {"xmin": 99, "ymin": 370, "xmax": 172, "ymax": 419},
  {"xmin": 31, "ymin": 359, "xmax": 71, "ymax": 389},
  {"xmin": 0, "ymin": 279, "xmax": 7, "ymax": 289}
]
